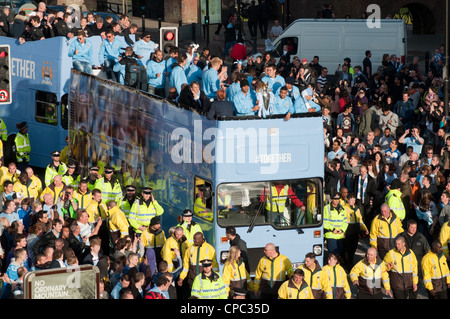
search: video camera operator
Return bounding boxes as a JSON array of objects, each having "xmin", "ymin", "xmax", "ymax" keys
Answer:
[{"xmin": 113, "ymin": 46, "xmax": 148, "ymax": 91}]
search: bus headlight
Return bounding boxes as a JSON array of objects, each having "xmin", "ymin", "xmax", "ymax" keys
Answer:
[{"xmin": 313, "ymin": 244, "xmax": 322, "ymax": 256}]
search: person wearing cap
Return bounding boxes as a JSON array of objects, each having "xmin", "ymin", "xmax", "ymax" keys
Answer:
[
  {"xmin": 232, "ymin": 79, "xmax": 259, "ymax": 116},
  {"xmin": 177, "ymin": 232, "xmax": 219, "ymax": 295},
  {"xmin": 86, "ymin": 166, "xmax": 100, "ymax": 191},
  {"xmin": 177, "ymin": 209, "xmax": 203, "ymax": 247},
  {"xmin": 253, "ymin": 243, "xmax": 294, "ymax": 299},
  {"xmin": 385, "ymin": 178, "xmax": 406, "ymax": 222},
  {"xmin": 61, "ymin": 162, "xmax": 80, "ymax": 188},
  {"xmin": 73, "ymin": 179, "xmax": 92, "ymax": 210},
  {"xmin": 323, "ymin": 192, "xmax": 348, "ymax": 255},
  {"xmin": 141, "ymin": 216, "xmax": 166, "ymax": 266},
  {"xmin": 120, "ymin": 185, "xmax": 138, "ymax": 219},
  {"xmin": 44, "ymin": 151, "xmax": 67, "ymax": 187},
  {"xmin": 261, "ymin": 63, "xmax": 285, "ymax": 94},
  {"xmin": 94, "ymin": 166, "xmax": 123, "ymax": 206},
  {"xmin": 369, "ymin": 203, "xmax": 404, "ymax": 260},
  {"xmin": 14, "ymin": 122, "xmax": 30, "ymax": 172},
  {"xmin": 13, "ymin": 171, "xmax": 39, "ymax": 202},
  {"xmin": 106, "ymin": 200, "xmax": 129, "ymax": 245},
  {"xmin": 191, "ymin": 258, "xmax": 227, "ymax": 299},
  {"xmin": 128, "ymin": 187, "xmax": 164, "ymax": 236},
  {"xmin": 278, "ymin": 268, "xmax": 314, "ymax": 299}
]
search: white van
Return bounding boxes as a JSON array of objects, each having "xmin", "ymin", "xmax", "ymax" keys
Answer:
[{"xmin": 265, "ymin": 18, "xmax": 407, "ymax": 74}]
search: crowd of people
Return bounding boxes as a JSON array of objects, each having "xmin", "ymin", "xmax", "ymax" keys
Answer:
[{"xmin": 1, "ymin": 0, "xmax": 450, "ymax": 300}]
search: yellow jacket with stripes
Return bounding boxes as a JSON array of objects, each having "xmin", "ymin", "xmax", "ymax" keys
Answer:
[
  {"xmin": 421, "ymin": 250, "xmax": 450, "ymax": 292},
  {"xmin": 108, "ymin": 205, "xmax": 129, "ymax": 237},
  {"xmin": 349, "ymin": 257, "xmax": 391, "ymax": 296},
  {"xmin": 222, "ymin": 259, "xmax": 253, "ymax": 295},
  {"xmin": 320, "ymin": 264, "xmax": 351, "ymax": 299},
  {"xmin": 254, "ymin": 253, "xmax": 293, "ymax": 293},
  {"xmin": 179, "ymin": 242, "xmax": 218, "ymax": 284},
  {"xmin": 278, "ymin": 279, "xmax": 314, "ymax": 299},
  {"xmin": 439, "ymin": 221, "xmax": 450, "ymax": 256}
]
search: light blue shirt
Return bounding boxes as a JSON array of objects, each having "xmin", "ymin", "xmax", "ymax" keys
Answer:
[
  {"xmin": 226, "ymin": 82, "xmax": 242, "ymax": 102},
  {"xmin": 68, "ymin": 38, "xmax": 94, "ymax": 65},
  {"xmin": 233, "ymin": 90, "xmax": 256, "ymax": 116},
  {"xmin": 147, "ymin": 59, "xmax": 166, "ymax": 88},
  {"xmin": 202, "ymin": 68, "xmax": 222, "ymax": 99},
  {"xmin": 262, "ymin": 75, "xmax": 285, "ymax": 93},
  {"xmin": 133, "ymin": 39, "xmax": 157, "ymax": 66},
  {"xmin": 0, "ymin": 211, "xmax": 20, "ymax": 225},
  {"xmin": 169, "ymin": 65, "xmax": 188, "ymax": 94},
  {"xmin": 402, "ymin": 136, "xmax": 423, "ymax": 155},
  {"xmin": 185, "ymin": 64, "xmax": 203, "ymax": 85},
  {"xmin": 289, "ymin": 96, "xmax": 321, "ymax": 114},
  {"xmin": 272, "ymin": 95, "xmax": 293, "ymax": 115},
  {"xmin": 98, "ymin": 37, "xmax": 126, "ymax": 65}
]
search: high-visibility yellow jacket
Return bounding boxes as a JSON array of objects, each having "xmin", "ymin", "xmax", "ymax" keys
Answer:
[
  {"xmin": 179, "ymin": 242, "xmax": 218, "ymax": 284},
  {"xmin": 30, "ymin": 175, "xmax": 42, "ymax": 195},
  {"xmin": 161, "ymin": 234, "xmax": 189, "ymax": 272},
  {"xmin": 108, "ymin": 205, "xmax": 129, "ymax": 238},
  {"xmin": 278, "ymin": 279, "xmax": 314, "ymax": 299},
  {"xmin": 439, "ymin": 221, "xmax": 450, "ymax": 256},
  {"xmin": 39, "ymin": 182, "xmax": 65, "ymax": 203},
  {"xmin": 320, "ymin": 264, "xmax": 351, "ymax": 299},
  {"xmin": 266, "ymin": 185, "xmax": 289, "ymax": 213},
  {"xmin": 141, "ymin": 228, "xmax": 166, "ymax": 250},
  {"xmin": 191, "ymin": 271, "xmax": 228, "ymax": 299},
  {"xmin": 323, "ymin": 203, "xmax": 348, "ymax": 240},
  {"xmin": 421, "ymin": 250, "xmax": 450, "ymax": 292},
  {"xmin": 14, "ymin": 132, "xmax": 30, "ymax": 163},
  {"xmin": 85, "ymin": 200, "xmax": 109, "ymax": 223},
  {"xmin": 94, "ymin": 177, "xmax": 123, "ymax": 206},
  {"xmin": 13, "ymin": 179, "xmax": 40, "ymax": 200},
  {"xmin": 254, "ymin": 253, "xmax": 294, "ymax": 294},
  {"xmin": 44, "ymin": 162, "xmax": 67, "ymax": 186},
  {"xmin": 128, "ymin": 199, "xmax": 164, "ymax": 234},
  {"xmin": 62, "ymin": 173, "xmax": 80, "ymax": 188},
  {"xmin": 0, "ymin": 170, "xmax": 19, "ymax": 192},
  {"xmin": 0, "ymin": 118, "xmax": 7, "ymax": 141},
  {"xmin": 120, "ymin": 196, "xmax": 139, "ymax": 219},
  {"xmin": 298, "ymin": 260, "xmax": 325, "ymax": 299},
  {"xmin": 369, "ymin": 212, "xmax": 403, "ymax": 252},
  {"xmin": 385, "ymin": 189, "xmax": 406, "ymax": 220},
  {"xmin": 350, "ymin": 257, "xmax": 391, "ymax": 296},
  {"xmin": 73, "ymin": 188, "xmax": 92, "ymax": 210},
  {"xmin": 177, "ymin": 220, "xmax": 203, "ymax": 247},
  {"xmin": 222, "ymin": 259, "xmax": 253, "ymax": 296},
  {"xmin": 343, "ymin": 203, "xmax": 368, "ymax": 232},
  {"xmin": 384, "ymin": 248, "xmax": 418, "ymax": 291}
]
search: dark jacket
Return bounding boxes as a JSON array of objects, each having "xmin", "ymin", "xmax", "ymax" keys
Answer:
[
  {"xmin": 397, "ymin": 230, "xmax": 430, "ymax": 264},
  {"xmin": 207, "ymin": 100, "xmax": 234, "ymax": 120},
  {"xmin": 33, "ymin": 230, "xmax": 58, "ymax": 256},
  {"xmin": 68, "ymin": 233, "xmax": 86, "ymax": 261},
  {"xmin": 352, "ymin": 174, "xmax": 377, "ymax": 206},
  {"xmin": 229, "ymin": 234, "xmax": 250, "ymax": 273}
]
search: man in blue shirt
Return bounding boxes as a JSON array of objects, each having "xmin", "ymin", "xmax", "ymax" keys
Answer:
[
  {"xmin": 169, "ymin": 53, "xmax": 188, "ymax": 95},
  {"xmin": 272, "ymin": 86, "xmax": 293, "ymax": 115},
  {"xmin": 262, "ymin": 63, "xmax": 285, "ymax": 93},
  {"xmin": 399, "ymin": 126, "xmax": 424, "ymax": 156},
  {"xmin": 98, "ymin": 30, "xmax": 126, "ymax": 81},
  {"xmin": 68, "ymin": 31, "xmax": 94, "ymax": 74},
  {"xmin": 232, "ymin": 80, "xmax": 259, "ymax": 116},
  {"xmin": 202, "ymin": 57, "xmax": 226, "ymax": 100},
  {"xmin": 285, "ymin": 87, "xmax": 321, "ymax": 120},
  {"xmin": 147, "ymin": 49, "xmax": 166, "ymax": 97},
  {"xmin": 133, "ymin": 31, "xmax": 157, "ymax": 67}
]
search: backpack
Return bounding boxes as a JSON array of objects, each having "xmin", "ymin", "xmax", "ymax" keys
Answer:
[{"xmin": 124, "ymin": 59, "xmax": 140, "ymax": 87}]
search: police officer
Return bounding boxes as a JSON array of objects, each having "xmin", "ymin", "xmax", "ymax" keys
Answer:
[
  {"xmin": 190, "ymin": 259, "xmax": 228, "ymax": 299},
  {"xmin": 14, "ymin": 122, "xmax": 30, "ymax": 172},
  {"xmin": 44, "ymin": 151, "xmax": 67, "ymax": 187},
  {"xmin": 177, "ymin": 209, "xmax": 203, "ymax": 247},
  {"xmin": 128, "ymin": 187, "xmax": 164, "ymax": 237},
  {"xmin": 86, "ymin": 166, "xmax": 100, "ymax": 191},
  {"xmin": 121, "ymin": 185, "xmax": 139, "ymax": 219},
  {"xmin": 323, "ymin": 192, "xmax": 348, "ymax": 255},
  {"xmin": 94, "ymin": 166, "xmax": 122, "ymax": 206},
  {"xmin": 62, "ymin": 162, "xmax": 80, "ymax": 188}
]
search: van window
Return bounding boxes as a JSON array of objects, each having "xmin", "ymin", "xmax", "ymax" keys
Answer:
[
  {"xmin": 272, "ymin": 37, "xmax": 298, "ymax": 57},
  {"xmin": 35, "ymin": 91, "xmax": 58, "ymax": 126}
]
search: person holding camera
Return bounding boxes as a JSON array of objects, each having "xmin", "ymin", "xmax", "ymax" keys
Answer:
[{"xmin": 60, "ymin": 185, "xmax": 78, "ymax": 222}]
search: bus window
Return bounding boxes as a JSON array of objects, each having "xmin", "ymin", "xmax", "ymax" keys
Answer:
[
  {"xmin": 217, "ymin": 178, "xmax": 322, "ymax": 229},
  {"xmin": 170, "ymin": 172, "xmax": 188, "ymax": 210},
  {"xmin": 35, "ymin": 91, "xmax": 58, "ymax": 126},
  {"xmin": 194, "ymin": 177, "xmax": 213, "ymax": 221},
  {"xmin": 61, "ymin": 94, "xmax": 69, "ymax": 130},
  {"xmin": 272, "ymin": 37, "xmax": 298, "ymax": 57}
]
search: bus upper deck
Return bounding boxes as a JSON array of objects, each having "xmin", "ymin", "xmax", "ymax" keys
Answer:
[{"xmin": 68, "ymin": 70, "xmax": 325, "ymax": 271}]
